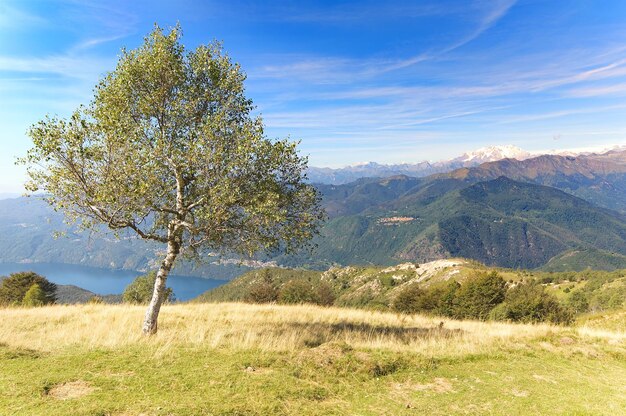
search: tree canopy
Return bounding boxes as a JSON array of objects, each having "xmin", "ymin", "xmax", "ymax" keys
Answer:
[
  {"xmin": 0, "ymin": 272, "xmax": 57, "ymax": 306},
  {"xmin": 123, "ymin": 272, "xmax": 174, "ymax": 304},
  {"xmin": 21, "ymin": 25, "xmax": 324, "ymax": 333}
]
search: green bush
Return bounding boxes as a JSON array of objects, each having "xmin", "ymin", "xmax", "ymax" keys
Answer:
[
  {"xmin": 437, "ymin": 280, "xmax": 460, "ymax": 317},
  {"xmin": 0, "ymin": 272, "xmax": 56, "ymax": 306},
  {"xmin": 453, "ymin": 271, "xmax": 506, "ymax": 320},
  {"xmin": 392, "ymin": 284, "xmax": 425, "ymax": 314},
  {"xmin": 568, "ymin": 290, "xmax": 589, "ymax": 314},
  {"xmin": 22, "ymin": 283, "xmax": 47, "ymax": 307},
  {"xmin": 278, "ymin": 279, "xmax": 317, "ymax": 304},
  {"xmin": 393, "ymin": 280, "xmax": 459, "ymax": 316},
  {"xmin": 122, "ymin": 272, "xmax": 174, "ymax": 304},
  {"xmin": 490, "ymin": 281, "xmax": 573, "ymax": 325}
]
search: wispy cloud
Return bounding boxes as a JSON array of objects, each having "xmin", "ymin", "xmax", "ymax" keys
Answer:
[
  {"xmin": 497, "ymin": 104, "xmax": 626, "ymax": 124},
  {"xmin": 0, "ymin": 54, "xmax": 113, "ymax": 80},
  {"xmin": 0, "ymin": 3, "xmax": 47, "ymax": 29},
  {"xmin": 255, "ymin": 0, "xmax": 518, "ymax": 83},
  {"xmin": 388, "ymin": 0, "xmax": 518, "ymax": 72},
  {"xmin": 566, "ymin": 82, "xmax": 626, "ymax": 97}
]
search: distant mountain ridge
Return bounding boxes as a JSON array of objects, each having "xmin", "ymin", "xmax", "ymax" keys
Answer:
[
  {"xmin": 439, "ymin": 149, "xmax": 626, "ymax": 213},
  {"xmin": 451, "ymin": 144, "xmax": 532, "ymax": 164},
  {"xmin": 307, "ymin": 145, "xmax": 622, "ymax": 185}
]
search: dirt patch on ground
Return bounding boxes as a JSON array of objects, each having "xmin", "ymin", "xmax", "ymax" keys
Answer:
[
  {"xmin": 299, "ymin": 341, "xmax": 355, "ymax": 368},
  {"xmin": 392, "ymin": 377, "xmax": 454, "ymax": 395},
  {"xmin": 511, "ymin": 388, "xmax": 529, "ymax": 397},
  {"xmin": 243, "ymin": 366, "xmax": 273, "ymax": 375},
  {"xmin": 533, "ymin": 374, "xmax": 557, "ymax": 384},
  {"xmin": 46, "ymin": 380, "xmax": 94, "ymax": 400}
]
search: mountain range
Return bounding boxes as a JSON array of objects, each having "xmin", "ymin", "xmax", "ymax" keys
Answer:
[
  {"xmin": 307, "ymin": 144, "xmax": 625, "ymax": 185},
  {"xmin": 277, "ymin": 174, "xmax": 626, "ymax": 270},
  {"xmin": 1, "ymin": 146, "xmax": 626, "ymax": 275}
]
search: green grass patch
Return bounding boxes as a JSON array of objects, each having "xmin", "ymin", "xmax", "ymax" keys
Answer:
[{"xmin": 1, "ymin": 340, "xmax": 625, "ymax": 415}]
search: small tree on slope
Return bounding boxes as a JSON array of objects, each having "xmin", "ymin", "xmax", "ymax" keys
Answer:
[
  {"xmin": 20, "ymin": 25, "xmax": 324, "ymax": 334},
  {"xmin": 22, "ymin": 283, "xmax": 48, "ymax": 307}
]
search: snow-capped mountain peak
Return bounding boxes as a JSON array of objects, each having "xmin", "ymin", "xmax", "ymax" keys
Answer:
[{"xmin": 453, "ymin": 145, "xmax": 532, "ymax": 163}]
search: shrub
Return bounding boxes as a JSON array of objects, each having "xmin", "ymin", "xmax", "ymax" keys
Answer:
[
  {"xmin": 278, "ymin": 279, "xmax": 317, "ymax": 304},
  {"xmin": 0, "ymin": 272, "xmax": 56, "ymax": 306},
  {"xmin": 245, "ymin": 269, "xmax": 279, "ymax": 303},
  {"xmin": 490, "ymin": 281, "xmax": 573, "ymax": 324},
  {"xmin": 22, "ymin": 283, "xmax": 47, "ymax": 307},
  {"xmin": 453, "ymin": 271, "xmax": 506, "ymax": 320},
  {"xmin": 392, "ymin": 284, "xmax": 424, "ymax": 314},
  {"xmin": 436, "ymin": 280, "xmax": 460, "ymax": 317},
  {"xmin": 393, "ymin": 280, "xmax": 460, "ymax": 316},
  {"xmin": 122, "ymin": 272, "xmax": 174, "ymax": 304},
  {"xmin": 568, "ymin": 290, "xmax": 589, "ymax": 314},
  {"xmin": 316, "ymin": 282, "xmax": 336, "ymax": 306}
]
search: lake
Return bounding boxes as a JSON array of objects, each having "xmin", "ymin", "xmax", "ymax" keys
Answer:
[{"xmin": 0, "ymin": 263, "xmax": 227, "ymax": 301}]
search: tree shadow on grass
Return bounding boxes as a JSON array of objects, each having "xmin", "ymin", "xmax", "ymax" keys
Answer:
[{"xmin": 270, "ymin": 320, "xmax": 463, "ymax": 348}]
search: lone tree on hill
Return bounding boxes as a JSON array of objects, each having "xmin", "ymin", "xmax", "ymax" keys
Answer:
[{"xmin": 20, "ymin": 25, "xmax": 324, "ymax": 334}]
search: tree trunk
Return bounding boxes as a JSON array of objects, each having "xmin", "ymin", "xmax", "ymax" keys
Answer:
[{"xmin": 142, "ymin": 238, "xmax": 180, "ymax": 335}]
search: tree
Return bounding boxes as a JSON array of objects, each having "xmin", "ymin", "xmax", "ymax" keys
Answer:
[
  {"xmin": 568, "ymin": 290, "xmax": 589, "ymax": 314},
  {"xmin": 392, "ymin": 284, "xmax": 425, "ymax": 314},
  {"xmin": 393, "ymin": 282, "xmax": 454, "ymax": 315},
  {"xmin": 278, "ymin": 280, "xmax": 317, "ymax": 304},
  {"xmin": 21, "ymin": 25, "xmax": 324, "ymax": 334},
  {"xmin": 123, "ymin": 272, "xmax": 174, "ymax": 304},
  {"xmin": 453, "ymin": 271, "xmax": 506, "ymax": 320},
  {"xmin": 22, "ymin": 283, "xmax": 48, "ymax": 307},
  {"xmin": 489, "ymin": 281, "xmax": 573, "ymax": 324},
  {"xmin": 0, "ymin": 272, "xmax": 57, "ymax": 306}
]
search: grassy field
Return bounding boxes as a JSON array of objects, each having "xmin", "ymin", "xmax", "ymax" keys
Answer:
[{"xmin": 1, "ymin": 303, "xmax": 625, "ymax": 415}]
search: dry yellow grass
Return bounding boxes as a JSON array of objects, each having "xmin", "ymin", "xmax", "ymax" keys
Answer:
[
  {"xmin": 1, "ymin": 302, "xmax": 623, "ymax": 355},
  {"xmin": 2, "ymin": 302, "xmax": 625, "ymax": 415}
]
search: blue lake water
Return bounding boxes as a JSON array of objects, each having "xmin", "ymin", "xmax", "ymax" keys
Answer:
[{"xmin": 0, "ymin": 263, "xmax": 227, "ymax": 301}]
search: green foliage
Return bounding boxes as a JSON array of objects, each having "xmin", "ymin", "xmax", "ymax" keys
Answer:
[
  {"xmin": 199, "ymin": 262, "xmax": 625, "ymax": 325},
  {"xmin": 0, "ymin": 272, "xmax": 56, "ymax": 306},
  {"xmin": 21, "ymin": 24, "xmax": 323, "ymax": 258},
  {"xmin": 568, "ymin": 290, "xmax": 589, "ymax": 314},
  {"xmin": 123, "ymin": 272, "xmax": 174, "ymax": 304},
  {"xmin": 21, "ymin": 284, "xmax": 48, "ymax": 307},
  {"xmin": 393, "ymin": 280, "xmax": 459, "ymax": 316},
  {"xmin": 278, "ymin": 280, "xmax": 317, "ymax": 304},
  {"xmin": 452, "ymin": 271, "xmax": 506, "ymax": 320},
  {"xmin": 392, "ymin": 284, "xmax": 426, "ymax": 314},
  {"xmin": 437, "ymin": 280, "xmax": 460, "ymax": 317},
  {"xmin": 489, "ymin": 281, "xmax": 573, "ymax": 325}
]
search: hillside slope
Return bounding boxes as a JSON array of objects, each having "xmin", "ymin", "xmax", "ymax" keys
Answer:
[
  {"xmin": 279, "ymin": 177, "xmax": 626, "ymax": 269},
  {"xmin": 195, "ymin": 259, "xmax": 626, "ymax": 316}
]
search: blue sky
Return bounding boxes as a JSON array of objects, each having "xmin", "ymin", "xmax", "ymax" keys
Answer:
[{"xmin": 2, "ymin": 0, "xmax": 626, "ymax": 192}]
